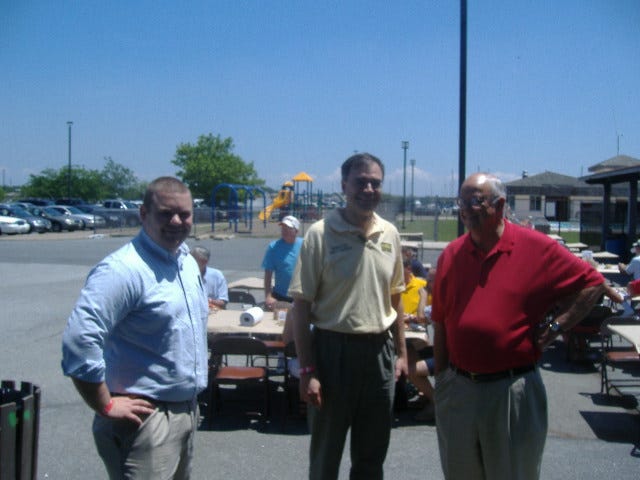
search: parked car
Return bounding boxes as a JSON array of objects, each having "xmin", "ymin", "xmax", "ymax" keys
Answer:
[
  {"xmin": 74, "ymin": 203, "xmax": 102, "ymax": 213},
  {"xmin": 101, "ymin": 199, "xmax": 139, "ymax": 210},
  {"xmin": 512, "ymin": 211, "xmax": 551, "ymax": 234},
  {"xmin": 55, "ymin": 197, "xmax": 87, "ymax": 206},
  {"xmin": 16, "ymin": 197, "xmax": 55, "ymax": 207},
  {"xmin": 34, "ymin": 207, "xmax": 84, "ymax": 232},
  {"xmin": 0, "ymin": 204, "xmax": 51, "ymax": 233},
  {"xmin": 47, "ymin": 205, "xmax": 107, "ymax": 230},
  {"xmin": 76, "ymin": 204, "xmax": 123, "ymax": 227},
  {"xmin": 94, "ymin": 199, "xmax": 142, "ymax": 227},
  {"xmin": 0, "ymin": 214, "xmax": 30, "ymax": 235}
]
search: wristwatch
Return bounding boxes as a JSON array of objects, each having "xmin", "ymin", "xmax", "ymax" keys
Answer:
[{"xmin": 548, "ymin": 320, "xmax": 563, "ymax": 333}]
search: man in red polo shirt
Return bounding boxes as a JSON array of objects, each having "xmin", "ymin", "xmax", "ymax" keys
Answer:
[{"xmin": 432, "ymin": 173, "xmax": 605, "ymax": 480}]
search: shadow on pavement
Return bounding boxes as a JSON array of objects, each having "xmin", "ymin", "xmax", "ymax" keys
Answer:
[
  {"xmin": 539, "ymin": 341, "xmax": 601, "ymax": 374},
  {"xmin": 198, "ymin": 382, "xmax": 309, "ymax": 436},
  {"xmin": 580, "ymin": 410, "xmax": 640, "ymax": 445}
]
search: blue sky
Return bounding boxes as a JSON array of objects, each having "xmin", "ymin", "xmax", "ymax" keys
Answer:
[{"xmin": 1, "ymin": 0, "xmax": 639, "ymax": 197}]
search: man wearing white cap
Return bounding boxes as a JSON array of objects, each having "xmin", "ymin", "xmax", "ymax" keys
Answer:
[
  {"xmin": 618, "ymin": 241, "xmax": 640, "ymax": 280},
  {"xmin": 261, "ymin": 215, "xmax": 302, "ymax": 309}
]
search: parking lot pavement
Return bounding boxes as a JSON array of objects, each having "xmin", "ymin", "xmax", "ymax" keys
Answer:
[{"xmin": 1, "ymin": 234, "xmax": 639, "ymax": 478}]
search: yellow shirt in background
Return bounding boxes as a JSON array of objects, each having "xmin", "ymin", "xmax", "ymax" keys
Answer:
[{"xmin": 401, "ymin": 275, "xmax": 427, "ymax": 316}]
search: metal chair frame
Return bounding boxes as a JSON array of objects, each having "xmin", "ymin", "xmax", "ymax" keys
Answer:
[
  {"xmin": 599, "ymin": 317, "xmax": 640, "ymax": 396},
  {"xmin": 206, "ymin": 335, "xmax": 271, "ymax": 426}
]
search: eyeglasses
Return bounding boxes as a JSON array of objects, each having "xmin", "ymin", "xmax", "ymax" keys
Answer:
[
  {"xmin": 353, "ymin": 178, "xmax": 382, "ymax": 190},
  {"xmin": 456, "ymin": 195, "xmax": 497, "ymax": 209}
]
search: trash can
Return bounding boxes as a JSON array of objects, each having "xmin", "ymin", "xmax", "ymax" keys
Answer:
[
  {"xmin": 0, "ymin": 381, "xmax": 40, "ymax": 480},
  {"xmin": 605, "ymin": 234, "xmax": 628, "ymax": 260}
]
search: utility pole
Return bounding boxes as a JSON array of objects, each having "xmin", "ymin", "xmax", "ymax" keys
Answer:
[
  {"xmin": 401, "ymin": 141, "xmax": 409, "ymax": 229},
  {"xmin": 410, "ymin": 158, "xmax": 416, "ymax": 222},
  {"xmin": 67, "ymin": 121, "xmax": 73, "ymax": 199}
]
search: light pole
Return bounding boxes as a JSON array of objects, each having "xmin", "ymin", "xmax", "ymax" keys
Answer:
[
  {"xmin": 401, "ymin": 141, "xmax": 409, "ymax": 229},
  {"xmin": 617, "ymin": 133, "xmax": 623, "ymax": 155},
  {"xmin": 67, "ymin": 121, "xmax": 73, "ymax": 199},
  {"xmin": 410, "ymin": 158, "xmax": 416, "ymax": 222}
]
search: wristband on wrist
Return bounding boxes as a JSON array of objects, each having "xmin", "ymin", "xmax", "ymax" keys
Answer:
[
  {"xmin": 299, "ymin": 365, "xmax": 316, "ymax": 375},
  {"xmin": 101, "ymin": 398, "xmax": 115, "ymax": 416}
]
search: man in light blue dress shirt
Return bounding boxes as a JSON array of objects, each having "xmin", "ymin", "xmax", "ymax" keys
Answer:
[{"xmin": 61, "ymin": 177, "xmax": 208, "ymax": 479}]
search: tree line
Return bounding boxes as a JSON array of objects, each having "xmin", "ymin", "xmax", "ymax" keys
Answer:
[{"xmin": 9, "ymin": 133, "xmax": 265, "ymax": 204}]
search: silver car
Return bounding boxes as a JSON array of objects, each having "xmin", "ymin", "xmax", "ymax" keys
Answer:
[
  {"xmin": 39, "ymin": 207, "xmax": 84, "ymax": 232},
  {"xmin": 0, "ymin": 215, "xmax": 30, "ymax": 235},
  {"xmin": 0, "ymin": 204, "xmax": 52, "ymax": 233},
  {"xmin": 47, "ymin": 205, "xmax": 107, "ymax": 230}
]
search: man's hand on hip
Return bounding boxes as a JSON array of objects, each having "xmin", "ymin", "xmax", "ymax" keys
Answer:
[
  {"xmin": 104, "ymin": 396, "xmax": 156, "ymax": 426},
  {"xmin": 300, "ymin": 375, "xmax": 322, "ymax": 409}
]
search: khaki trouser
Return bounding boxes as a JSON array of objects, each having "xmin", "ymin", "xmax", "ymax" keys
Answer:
[
  {"xmin": 93, "ymin": 399, "xmax": 198, "ymax": 480},
  {"xmin": 435, "ymin": 367, "xmax": 547, "ymax": 480}
]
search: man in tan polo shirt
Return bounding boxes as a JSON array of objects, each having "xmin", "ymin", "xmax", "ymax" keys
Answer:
[{"xmin": 290, "ymin": 152, "xmax": 407, "ymax": 480}]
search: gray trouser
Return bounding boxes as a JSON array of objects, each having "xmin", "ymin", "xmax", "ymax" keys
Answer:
[
  {"xmin": 435, "ymin": 367, "xmax": 547, "ymax": 480},
  {"xmin": 93, "ymin": 399, "xmax": 198, "ymax": 480},
  {"xmin": 308, "ymin": 328, "xmax": 396, "ymax": 480}
]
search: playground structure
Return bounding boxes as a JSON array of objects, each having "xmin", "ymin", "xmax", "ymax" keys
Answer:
[
  {"xmin": 263, "ymin": 171, "xmax": 322, "ymax": 223},
  {"xmin": 210, "ymin": 183, "xmax": 267, "ymax": 233},
  {"xmin": 258, "ymin": 181, "xmax": 294, "ymax": 221},
  {"xmin": 210, "ymin": 172, "xmax": 323, "ymax": 233}
]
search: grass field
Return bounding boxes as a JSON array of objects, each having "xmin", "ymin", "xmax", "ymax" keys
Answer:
[{"xmin": 394, "ymin": 215, "xmax": 580, "ymax": 243}]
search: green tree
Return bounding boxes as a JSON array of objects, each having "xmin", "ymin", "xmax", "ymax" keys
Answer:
[
  {"xmin": 21, "ymin": 166, "xmax": 105, "ymax": 201},
  {"xmin": 172, "ymin": 133, "xmax": 264, "ymax": 202},
  {"xmin": 101, "ymin": 157, "xmax": 146, "ymax": 199},
  {"xmin": 19, "ymin": 158, "xmax": 145, "ymax": 202}
]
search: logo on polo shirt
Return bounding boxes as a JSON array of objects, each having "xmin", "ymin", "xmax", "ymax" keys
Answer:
[{"xmin": 381, "ymin": 242, "xmax": 392, "ymax": 253}]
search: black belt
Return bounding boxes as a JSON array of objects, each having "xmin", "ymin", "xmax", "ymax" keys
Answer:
[
  {"xmin": 110, "ymin": 393, "xmax": 194, "ymax": 407},
  {"xmin": 315, "ymin": 327, "xmax": 390, "ymax": 342},
  {"xmin": 449, "ymin": 364, "xmax": 536, "ymax": 383}
]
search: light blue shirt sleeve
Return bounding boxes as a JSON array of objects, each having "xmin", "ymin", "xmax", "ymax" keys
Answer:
[
  {"xmin": 204, "ymin": 267, "xmax": 228, "ymax": 302},
  {"xmin": 626, "ymin": 257, "xmax": 640, "ymax": 280}
]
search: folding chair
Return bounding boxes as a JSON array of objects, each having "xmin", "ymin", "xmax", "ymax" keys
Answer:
[
  {"xmin": 281, "ymin": 340, "xmax": 305, "ymax": 429},
  {"xmin": 206, "ymin": 335, "xmax": 271, "ymax": 426},
  {"xmin": 227, "ymin": 290, "xmax": 257, "ymax": 307},
  {"xmin": 565, "ymin": 304, "xmax": 613, "ymax": 362},
  {"xmin": 599, "ymin": 317, "xmax": 640, "ymax": 396}
]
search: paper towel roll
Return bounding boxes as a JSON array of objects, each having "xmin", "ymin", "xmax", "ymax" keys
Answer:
[{"xmin": 240, "ymin": 306, "xmax": 264, "ymax": 326}]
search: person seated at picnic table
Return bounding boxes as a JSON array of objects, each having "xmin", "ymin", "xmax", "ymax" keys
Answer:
[
  {"xmin": 401, "ymin": 261, "xmax": 435, "ymax": 422},
  {"xmin": 191, "ymin": 245, "xmax": 229, "ymax": 309},
  {"xmin": 618, "ymin": 241, "xmax": 640, "ymax": 296},
  {"xmin": 554, "ymin": 254, "xmax": 627, "ymax": 361},
  {"xmin": 402, "ymin": 245, "xmax": 428, "ymax": 279},
  {"xmin": 401, "ymin": 258, "xmax": 428, "ymax": 325},
  {"xmin": 618, "ymin": 240, "xmax": 640, "ymax": 279},
  {"xmin": 580, "ymin": 253, "xmax": 627, "ymax": 306}
]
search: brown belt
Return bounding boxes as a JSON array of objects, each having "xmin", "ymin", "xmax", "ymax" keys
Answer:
[{"xmin": 449, "ymin": 363, "xmax": 536, "ymax": 383}]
